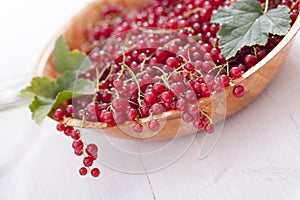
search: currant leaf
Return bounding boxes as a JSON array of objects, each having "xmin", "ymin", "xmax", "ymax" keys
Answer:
[
  {"xmin": 21, "ymin": 71, "xmax": 95, "ymax": 124},
  {"xmin": 19, "ymin": 77, "xmax": 59, "ymax": 99},
  {"xmin": 211, "ymin": 0, "xmax": 291, "ymax": 59},
  {"xmin": 29, "ymin": 91, "xmax": 84, "ymax": 124},
  {"xmin": 57, "ymin": 71, "xmax": 96, "ymax": 94},
  {"xmin": 29, "ymin": 96, "xmax": 53, "ymax": 125},
  {"xmin": 53, "ymin": 36, "xmax": 93, "ymax": 73}
]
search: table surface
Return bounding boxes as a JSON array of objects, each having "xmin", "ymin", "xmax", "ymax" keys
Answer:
[{"xmin": 1, "ymin": 1, "xmax": 300, "ymax": 199}]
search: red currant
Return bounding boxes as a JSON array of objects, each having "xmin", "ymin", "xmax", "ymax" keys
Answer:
[
  {"xmin": 79, "ymin": 167, "xmax": 88, "ymax": 176},
  {"xmin": 148, "ymin": 120, "xmax": 160, "ymax": 132},
  {"xmin": 233, "ymin": 85, "xmax": 245, "ymax": 98},
  {"xmin": 83, "ymin": 156, "xmax": 94, "ymax": 167},
  {"xmin": 86, "ymin": 144, "xmax": 98, "ymax": 156},
  {"xmin": 91, "ymin": 168, "xmax": 101, "ymax": 177}
]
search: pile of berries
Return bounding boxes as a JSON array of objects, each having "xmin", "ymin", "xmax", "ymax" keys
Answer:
[{"xmin": 53, "ymin": 0, "xmax": 299, "ymax": 177}]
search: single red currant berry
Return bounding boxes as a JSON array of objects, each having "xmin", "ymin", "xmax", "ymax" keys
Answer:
[
  {"xmin": 102, "ymin": 111, "xmax": 115, "ymax": 125},
  {"xmin": 184, "ymin": 63, "xmax": 195, "ymax": 72},
  {"xmin": 219, "ymin": 74, "xmax": 230, "ymax": 87},
  {"xmin": 64, "ymin": 126, "xmax": 74, "ymax": 136},
  {"xmin": 86, "ymin": 143, "xmax": 98, "ymax": 156},
  {"xmin": 148, "ymin": 120, "xmax": 160, "ymax": 132},
  {"xmin": 83, "ymin": 156, "xmax": 94, "ymax": 167},
  {"xmin": 72, "ymin": 140, "xmax": 84, "ymax": 151},
  {"xmin": 155, "ymin": 47, "xmax": 168, "ymax": 61},
  {"xmin": 230, "ymin": 67, "xmax": 242, "ymax": 79},
  {"xmin": 188, "ymin": 104, "xmax": 199, "ymax": 116},
  {"xmin": 237, "ymin": 63, "xmax": 247, "ymax": 72},
  {"xmin": 185, "ymin": 90, "xmax": 197, "ymax": 104},
  {"xmin": 134, "ymin": 123, "xmax": 143, "ymax": 133},
  {"xmin": 65, "ymin": 105, "xmax": 73, "ymax": 117},
  {"xmin": 113, "ymin": 112, "xmax": 127, "ymax": 124},
  {"xmin": 144, "ymin": 92, "xmax": 157, "ymax": 106},
  {"xmin": 160, "ymin": 91, "xmax": 174, "ymax": 104},
  {"xmin": 151, "ymin": 103, "xmax": 164, "ymax": 115},
  {"xmin": 54, "ymin": 108, "xmax": 65, "ymax": 120},
  {"xmin": 91, "ymin": 168, "xmax": 101, "ymax": 177},
  {"xmin": 111, "ymin": 98, "xmax": 128, "ymax": 112},
  {"xmin": 56, "ymin": 123, "xmax": 65, "ymax": 132},
  {"xmin": 170, "ymin": 82, "xmax": 185, "ymax": 96},
  {"xmin": 79, "ymin": 167, "xmax": 88, "ymax": 176},
  {"xmin": 257, "ymin": 49, "xmax": 267, "ymax": 61},
  {"xmin": 182, "ymin": 112, "xmax": 194, "ymax": 122},
  {"xmin": 128, "ymin": 108, "xmax": 139, "ymax": 121},
  {"xmin": 193, "ymin": 119, "xmax": 205, "ymax": 130},
  {"xmin": 244, "ymin": 54, "xmax": 257, "ymax": 67},
  {"xmin": 71, "ymin": 129, "xmax": 80, "ymax": 140},
  {"xmin": 176, "ymin": 99, "xmax": 188, "ymax": 111},
  {"xmin": 204, "ymin": 124, "xmax": 215, "ymax": 134},
  {"xmin": 204, "ymin": 74, "xmax": 215, "ymax": 87},
  {"xmin": 74, "ymin": 149, "xmax": 83, "ymax": 156},
  {"xmin": 153, "ymin": 83, "xmax": 167, "ymax": 94},
  {"xmin": 166, "ymin": 57, "xmax": 179, "ymax": 68},
  {"xmin": 139, "ymin": 106, "xmax": 150, "ymax": 118},
  {"xmin": 233, "ymin": 85, "xmax": 245, "ymax": 98},
  {"xmin": 200, "ymin": 84, "xmax": 211, "ymax": 97}
]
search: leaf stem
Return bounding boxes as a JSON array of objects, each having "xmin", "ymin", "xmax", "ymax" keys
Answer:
[
  {"xmin": 152, "ymin": 66, "xmax": 171, "ymax": 88},
  {"xmin": 264, "ymin": 0, "xmax": 269, "ymax": 13}
]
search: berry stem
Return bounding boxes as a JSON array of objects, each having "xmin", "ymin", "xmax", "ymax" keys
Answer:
[
  {"xmin": 183, "ymin": 7, "xmax": 204, "ymax": 18},
  {"xmin": 122, "ymin": 63, "xmax": 143, "ymax": 107},
  {"xmin": 140, "ymin": 53, "xmax": 154, "ymax": 71},
  {"xmin": 97, "ymin": 64, "xmax": 111, "ymax": 86},
  {"xmin": 152, "ymin": 66, "xmax": 171, "ymax": 88},
  {"xmin": 138, "ymin": 27, "xmax": 176, "ymax": 34},
  {"xmin": 163, "ymin": 38, "xmax": 181, "ymax": 48},
  {"xmin": 200, "ymin": 110, "xmax": 213, "ymax": 124}
]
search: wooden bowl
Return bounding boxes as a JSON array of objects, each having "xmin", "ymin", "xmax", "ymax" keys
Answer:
[{"xmin": 34, "ymin": 0, "xmax": 300, "ymax": 140}]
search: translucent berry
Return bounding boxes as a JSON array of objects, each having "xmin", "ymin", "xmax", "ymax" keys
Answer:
[
  {"xmin": 79, "ymin": 167, "xmax": 88, "ymax": 176},
  {"xmin": 91, "ymin": 168, "xmax": 101, "ymax": 177}
]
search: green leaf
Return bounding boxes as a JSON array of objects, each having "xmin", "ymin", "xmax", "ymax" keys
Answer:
[
  {"xmin": 56, "ymin": 71, "xmax": 78, "ymax": 91},
  {"xmin": 51, "ymin": 91, "xmax": 82, "ymax": 110},
  {"xmin": 29, "ymin": 96, "xmax": 53, "ymax": 124},
  {"xmin": 74, "ymin": 78, "xmax": 96, "ymax": 94},
  {"xmin": 19, "ymin": 77, "xmax": 59, "ymax": 99},
  {"xmin": 21, "ymin": 67, "xmax": 95, "ymax": 124},
  {"xmin": 57, "ymin": 71, "xmax": 96, "ymax": 94},
  {"xmin": 192, "ymin": 35, "xmax": 202, "ymax": 42},
  {"xmin": 53, "ymin": 36, "xmax": 93, "ymax": 73},
  {"xmin": 211, "ymin": 0, "xmax": 291, "ymax": 59},
  {"xmin": 21, "ymin": 36, "xmax": 97, "ymax": 125},
  {"xmin": 29, "ymin": 91, "xmax": 84, "ymax": 124}
]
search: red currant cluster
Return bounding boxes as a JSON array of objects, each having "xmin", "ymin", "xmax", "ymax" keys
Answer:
[
  {"xmin": 52, "ymin": 0, "xmax": 299, "ymax": 177},
  {"xmin": 55, "ymin": 105, "xmax": 101, "ymax": 177}
]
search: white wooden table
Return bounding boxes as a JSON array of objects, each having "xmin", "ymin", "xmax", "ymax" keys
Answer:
[{"xmin": 1, "ymin": 1, "xmax": 300, "ymax": 199}]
